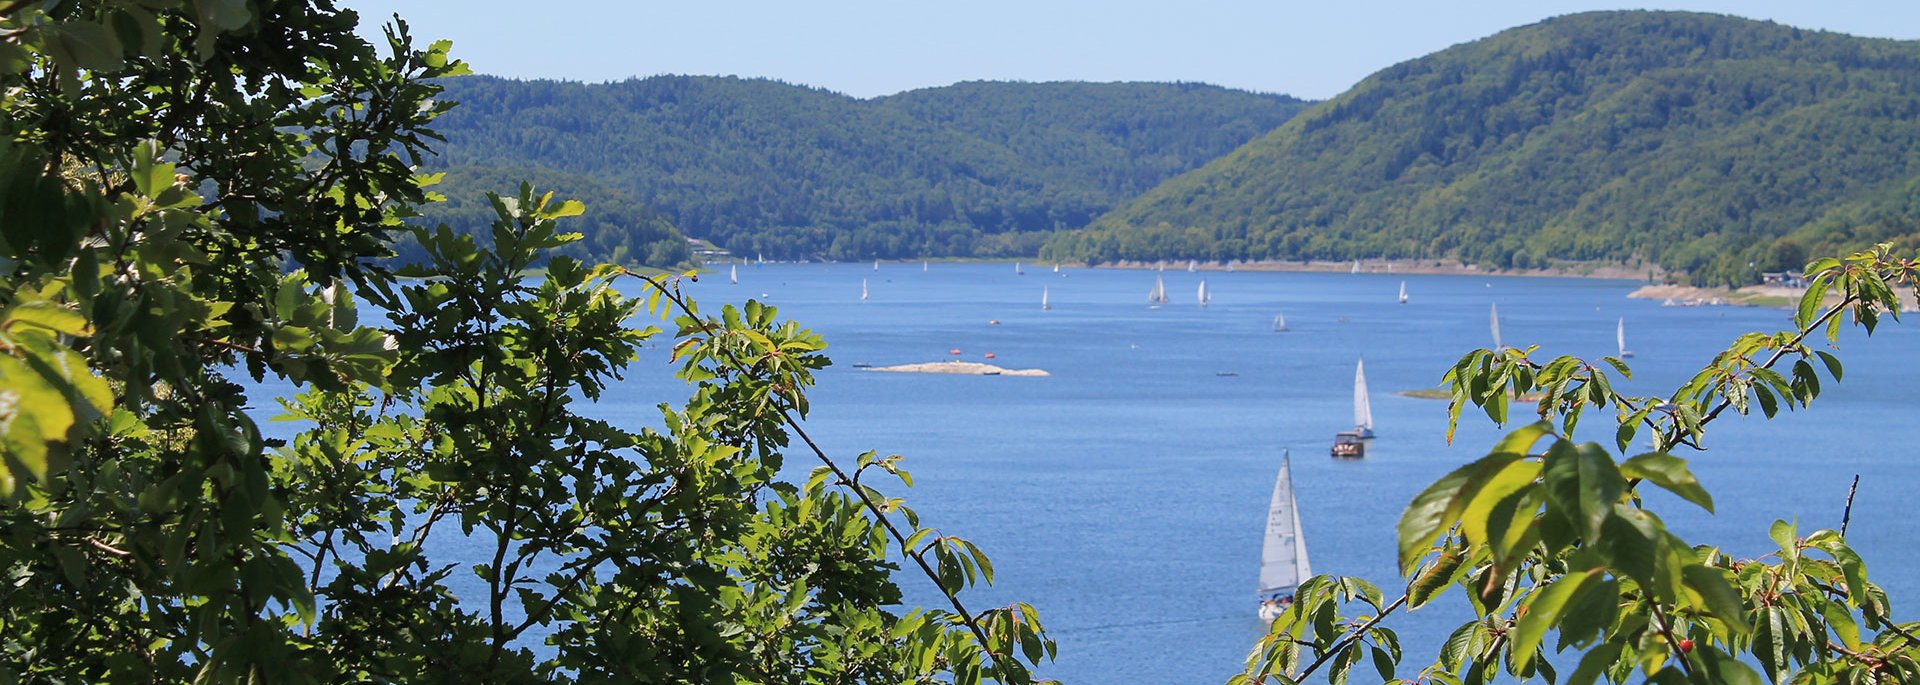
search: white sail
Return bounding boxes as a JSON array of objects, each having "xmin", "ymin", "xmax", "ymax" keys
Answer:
[
  {"xmin": 1351, "ymin": 260, "xmax": 1360, "ymax": 274},
  {"xmin": 923, "ymin": 261, "xmax": 929, "ymax": 271},
  {"xmin": 1015, "ymin": 262, "xmax": 1024, "ymax": 275},
  {"xmin": 1272, "ymin": 311, "xmax": 1288, "ymax": 332},
  {"xmin": 1053, "ymin": 264, "xmax": 1060, "ymax": 273},
  {"xmin": 1398, "ymin": 281, "xmax": 1408, "ymax": 303},
  {"xmin": 1197, "ymin": 279, "xmax": 1210, "ymax": 307},
  {"xmin": 1257, "ymin": 454, "xmax": 1311, "ymax": 600},
  {"xmin": 1354, "ymin": 359, "xmax": 1374, "ymax": 435},
  {"xmin": 1042, "ymin": 286, "xmax": 1051, "ymax": 311},
  {"xmin": 1491, "ymin": 303, "xmax": 1504, "ymax": 350},
  {"xmin": 873, "ymin": 259, "xmax": 880, "ymax": 271},
  {"xmin": 1188, "ymin": 260, "xmax": 1197, "ymax": 272},
  {"xmin": 1149, "ymin": 274, "xmax": 1168, "ymax": 304},
  {"xmin": 729, "ymin": 264, "xmax": 738, "ymax": 285},
  {"xmin": 756, "ymin": 252, "xmax": 764, "ymax": 266},
  {"xmin": 861, "ymin": 278, "xmax": 869, "ymax": 301},
  {"xmin": 1618, "ymin": 318, "xmax": 1634, "ymax": 357}
]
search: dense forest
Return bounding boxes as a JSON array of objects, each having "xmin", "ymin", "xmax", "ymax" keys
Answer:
[
  {"xmin": 1044, "ymin": 11, "xmax": 1920, "ymax": 285},
  {"xmin": 425, "ymin": 76, "xmax": 1309, "ymax": 261}
]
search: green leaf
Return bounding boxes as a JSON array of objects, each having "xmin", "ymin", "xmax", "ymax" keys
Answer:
[
  {"xmin": 1408, "ymin": 548, "xmax": 1465, "ymax": 608},
  {"xmin": 1822, "ymin": 600, "xmax": 1861, "ymax": 651},
  {"xmin": 1512, "ymin": 567, "xmax": 1603, "ymax": 670},
  {"xmin": 1619, "ymin": 452, "xmax": 1713, "ymax": 513},
  {"xmin": 1542, "ymin": 440, "xmax": 1624, "ymax": 540},
  {"xmin": 3, "ymin": 301, "xmax": 92, "ymax": 338},
  {"xmin": 1396, "ymin": 451, "xmax": 1522, "ymax": 574}
]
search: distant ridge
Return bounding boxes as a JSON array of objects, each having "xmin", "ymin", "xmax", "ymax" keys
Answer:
[
  {"xmin": 1044, "ymin": 11, "xmax": 1920, "ymax": 285},
  {"xmin": 425, "ymin": 76, "xmax": 1309, "ymax": 260}
]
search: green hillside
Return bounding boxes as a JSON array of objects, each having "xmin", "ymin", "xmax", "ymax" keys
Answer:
[
  {"xmin": 426, "ymin": 76, "xmax": 1308, "ymax": 260},
  {"xmin": 1043, "ymin": 11, "xmax": 1920, "ymax": 285}
]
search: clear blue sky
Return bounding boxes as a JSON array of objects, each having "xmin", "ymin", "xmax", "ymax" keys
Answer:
[{"xmin": 342, "ymin": 1, "xmax": 1920, "ymax": 100}]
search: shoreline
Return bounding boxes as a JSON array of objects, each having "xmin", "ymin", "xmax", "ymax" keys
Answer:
[{"xmin": 1083, "ymin": 258, "xmax": 1658, "ymax": 281}]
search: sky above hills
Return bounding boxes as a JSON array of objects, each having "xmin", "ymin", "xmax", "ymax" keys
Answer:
[{"xmin": 342, "ymin": 1, "xmax": 1920, "ymax": 100}]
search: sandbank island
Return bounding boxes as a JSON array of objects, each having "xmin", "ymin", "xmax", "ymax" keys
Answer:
[{"xmin": 865, "ymin": 361, "xmax": 1050, "ymax": 377}]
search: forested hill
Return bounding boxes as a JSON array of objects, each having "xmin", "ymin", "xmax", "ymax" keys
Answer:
[
  {"xmin": 425, "ymin": 76, "xmax": 1309, "ymax": 260},
  {"xmin": 1043, "ymin": 11, "xmax": 1920, "ymax": 285}
]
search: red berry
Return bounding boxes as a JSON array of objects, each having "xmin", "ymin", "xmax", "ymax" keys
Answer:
[{"xmin": 1678, "ymin": 639, "xmax": 1695, "ymax": 653}]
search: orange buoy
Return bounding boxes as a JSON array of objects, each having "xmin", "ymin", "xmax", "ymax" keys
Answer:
[
  {"xmin": 983, "ymin": 352, "xmax": 997, "ymax": 359},
  {"xmin": 949, "ymin": 348, "xmax": 962, "ymax": 355}
]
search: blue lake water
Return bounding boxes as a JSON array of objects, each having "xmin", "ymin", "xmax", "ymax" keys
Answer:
[{"xmin": 256, "ymin": 262, "xmax": 1920, "ymax": 683}]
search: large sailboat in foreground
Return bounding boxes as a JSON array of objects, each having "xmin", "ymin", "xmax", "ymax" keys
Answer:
[{"xmin": 1257, "ymin": 451, "xmax": 1311, "ymax": 621}]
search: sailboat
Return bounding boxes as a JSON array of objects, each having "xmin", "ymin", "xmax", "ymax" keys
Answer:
[
  {"xmin": 873, "ymin": 259, "xmax": 880, "ymax": 271},
  {"xmin": 1272, "ymin": 311, "xmax": 1288, "ymax": 332},
  {"xmin": 1188, "ymin": 260, "xmax": 1198, "ymax": 272},
  {"xmin": 1352, "ymin": 359, "xmax": 1375, "ymax": 439},
  {"xmin": 1618, "ymin": 318, "xmax": 1635, "ymax": 358},
  {"xmin": 1015, "ymin": 262, "xmax": 1024, "ymax": 276},
  {"xmin": 1491, "ymin": 303, "xmax": 1505, "ymax": 351},
  {"xmin": 1148, "ymin": 273, "xmax": 1169, "ymax": 305},
  {"xmin": 923, "ymin": 261, "xmax": 929, "ymax": 272},
  {"xmin": 1256, "ymin": 451, "xmax": 1312, "ymax": 621},
  {"xmin": 1350, "ymin": 260, "xmax": 1361, "ymax": 274},
  {"xmin": 1042, "ymin": 286, "xmax": 1051, "ymax": 311},
  {"xmin": 729, "ymin": 264, "xmax": 738, "ymax": 285},
  {"xmin": 1053, "ymin": 264, "xmax": 1060, "ymax": 274},
  {"xmin": 1197, "ymin": 279, "xmax": 1210, "ymax": 308},
  {"xmin": 861, "ymin": 278, "xmax": 869, "ymax": 302},
  {"xmin": 756, "ymin": 252, "xmax": 764, "ymax": 266},
  {"xmin": 1398, "ymin": 281, "xmax": 1408, "ymax": 304}
]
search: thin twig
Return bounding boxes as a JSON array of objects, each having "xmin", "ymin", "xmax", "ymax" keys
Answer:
[
  {"xmin": 1295, "ymin": 594, "xmax": 1408, "ymax": 679},
  {"xmin": 1840, "ymin": 474, "xmax": 1860, "ymax": 537}
]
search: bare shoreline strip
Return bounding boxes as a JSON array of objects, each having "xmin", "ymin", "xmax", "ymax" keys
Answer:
[{"xmin": 866, "ymin": 361, "xmax": 1049, "ymax": 377}]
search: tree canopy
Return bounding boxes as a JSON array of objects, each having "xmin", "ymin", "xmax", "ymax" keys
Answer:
[
  {"xmin": 1045, "ymin": 11, "xmax": 1920, "ymax": 285},
  {"xmin": 0, "ymin": 2, "xmax": 1049, "ymax": 682}
]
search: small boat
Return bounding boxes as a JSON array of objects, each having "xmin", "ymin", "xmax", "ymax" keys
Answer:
[
  {"xmin": 1257, "ymin": 450, "xmax": 1312, "ymax": 620},
  {"xmin": 1015, "ymin": 262, "xmax": 1025, "ymax": 276},
  {"xmin": 1490, "ymin": 302, "xmax": 1505, "ymax": 351},
  {"xmin": 850, "ymin": 362, "xmax": 874, "ymax": 369},
  {"xmin": 1188, "ymin": 260, "xmax": 1198, "ymax": 272},
  {"xmin": 1352, "ymin": 359, "xmax": 1375, "ymax": 439},
  {"xmin": 1216, "ymin": 371, "xmax": 1239, "ymax": 377},
  {"xmin": 1331, "ymin": 432, "xmax": 1365, "ymax": 458},
  {"xmin": 1053, "ymin": 264, "xmax": 1060, "ymax": 274},
  {"xmin": 861, "ymin": 278, "xmax": 869, "ymax": 302},
  {"xmin": 1272, "ymin": 311, "xmax": 1289, "ymax": 332},
  {"xmin": 1398, "ymin": 281, "xmax": 1408, "ymax": 304},
  {"xmin": 1148, "ymin": 274, "xmax": 1169, "ymax": 305},
  {"xmin": 1618, "ymin": 318, "xmax": 1635, "ymax": 358},
  {"xmin": 1350, "ymin": 260, "xmax": 1360, "ymax": 274},
  {"xmin": 730, "ymin": 264, "xmax": 738, "ymax": 285},
  {"xmin": 873, "ymin": 259, "xmax": 880, "ymax": 271},
  {"xmin": 756, "ymin": 252, "xmax": 764, "ymax": 266},
  {"xmin": 923, "ymin": 261, "xmax": 929, "ymax": 271},
  {"xmin": 1042, "ymin": 286, "xmax": 1051, "ymax": 311},
  {"xmin": 1197, "ymin": 279, "xmax": 1211, "ymax": 308}
]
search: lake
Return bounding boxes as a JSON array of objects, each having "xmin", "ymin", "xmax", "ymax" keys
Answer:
[{"xmin": 260, "ymin": 261, "xmax": 1920, "ymax": 683}]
